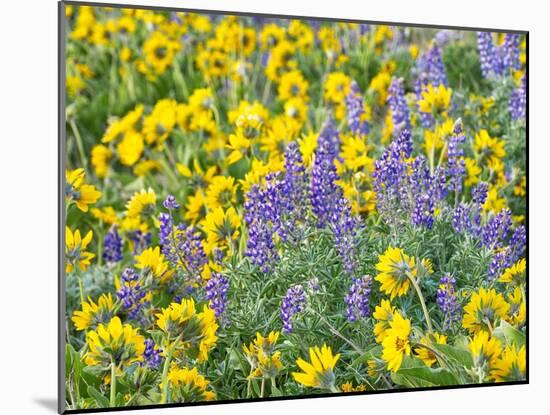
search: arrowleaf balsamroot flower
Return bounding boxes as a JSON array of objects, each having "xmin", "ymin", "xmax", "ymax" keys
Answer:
[
  {"xmin": 84, "ymin": 316, "xmax": 146, "ymax": 369},
  {"xmin": 490, "ymin": 344, "xmax": 526, "ymax": 382},
  {"xmin": 469, "ymin": 330, "xmax": 502, "ymax": 381},
  {"xmin": 166, "ymin": 366, "xmax": 216, "ymax": 402},
  {"xmin": 292, "ymin": 344, "xmax": 340, "ymax": 391},
  {"xmin": 202, "ymin": 207, "xmax": 241, "ymax": 249},
  {"xmin": 462, "ymin": 288, "xmax": 510, "ymax": 334},
  {"xmin": 66, "ymin": 168, "xmax": 102, "ymax": 212},
  {"xmin": 125, "ymin": 188, "xmax": 156, "ymax": 222},
  {"xmin": 72, "ymin": 293, "xmax": 116, "ymax": 331},
  {"xmin": 373, "ymin": 299, "xmax": 396, "ymax": 343},
  {"xmin": 155, "ymin": 299, "xmax": 218, "ymax": 362},
  {"xmin": 134, "ymin": 246, "xmax": 173, "ymax": 283},
  {"xmin": 418, "ymin": 84, "xmax": 452, "ymax": 114},
  {"xmin": 65, "ymin": 226, "xmax": 95, "ymax": 273},
  {"xmin": 243, "ymin": 331, "xmax": 282, "ymax": 379},
  {"xmin": 375, "ymin": 247, "xmax": 416, "ymax": 299},
  {"xmin": 381, "ymin": 311, "xmax": 412, "ymax": 372}
]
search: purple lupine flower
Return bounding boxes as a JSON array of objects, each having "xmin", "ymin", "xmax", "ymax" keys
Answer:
[
  {"xmin": 103, "ymin": 227, "xmax": 123, "ymax": 264},
  {"xmin": 158, "ymin": 212, "xmax": 173, "ymax": 246},
  {"xmin": 345, "ymin": 275, "xmax": 372, "ymax": 321},
  {"xmin": 502, "ymin": 33, "xmax": 521, "ymax": 71},
  {"xmin": 159, "ymin": 199, "xmax": 208, "ymax": 284},
  {"xmin": 345, "ymin": 81, "xmax": 370, "ymax": 136},
  {"xmin": 447, "ymin": 119, "xmax": 467, "ymax": 197},
  {"xmin": 279, "ymin": 142, "xmax": 309, "ymax": 243},
  {"xmin": 205, "ymin": 272, "xmax": 229, "ymax": 320},
  {"xmin": 488, "ymin": 248, "xmax": 511, "ymax": 281},
  {"xmin": 410, "ymin": 156, "xmax": 447, "ymax": 229},
  {"xmin": 477, "ymin": 32, "xmax": 497, "ymax": 78},
  {"xmin": 162, "ymin": 194, "xmax": 180, "ymax": 210},
  {"xmin": 280, "ymin": 284, "xmax": 306, "ymax": 333},
  {"xmin": 129, "ymin": 230, "xmax": 151, "ymax": 255},
  {"xmin": 117, "ymin": 268, "xmax": 148, "ymax": 324},
  {"xmin": 310, "ymin": 120, "xmax": 342, "ymax": 228},
  {"xmin": 244, "ymin": 184, "xmax": 279, "ymax": 273},
  {"xmin": 482, "ymin": 209, "xmax": 512, "ymax": 249},
  {"xmin": 387, "ymin": 77, "xmax": 411, "ymax": 134},
  {"xmin": 436, "ymin": 274, "xmax": 460, "ymax": 329},
  {"xmin": 509, "ymin": 75, "xmax": 526, "ymax": 121},
  {"xmin": 418, "ymin": 43, "xmax": 448, "ymax": 87},
  {"xmin": 508, "ymin": 225, "xmax": 526, "ymax": 264},
  {"xmin": 142, "ymin": 339, "xmax": 162, "ymax": 369},
  {"xmin": 472, "ymin": 182, "xmax": 489, "ymax": 205},
  {"xmin": 329, "ymin": 197, "xmax": 359, "ymax": 275},
  {"xmin": 452, "ymin": 203, "xmax": 470, "ymax": 233},
  {"xmin": 478, "ymin": 31, "xmax": 520, "ymax": 78}
]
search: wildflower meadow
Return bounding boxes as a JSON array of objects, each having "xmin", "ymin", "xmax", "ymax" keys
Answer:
[{"xmin": 63, "ymin": 3, "xmax": 527, "ymax": 411}]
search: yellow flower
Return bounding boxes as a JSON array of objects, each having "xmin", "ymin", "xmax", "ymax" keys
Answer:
[
  {"xmin": 205, "ymin": 176, "xmax": 238, "ymax": 209},
  {"xmin": 284, "ymin": 97, "xmax": 308, "ymax": 124},
  {"xmin": 143, "ymin": 31, "xmax": 180, "ymax": 75},
  {"xmin": 474, "ymin": 129, "xmax": 506, "ymax": 164},
  {"xmin": 177, "ymin": 160, "xmax": 217, "ymax": 190},
  {"xmin": 259, "ymin": 23, "xmax": 286, "ymax": 50},
  {"xmin": 101, "ymin": 104, "xmax": 144, "ymax": 144},
  {"xmin": 142, "ymin": 99, "xmax": 177, "ymax": 148},
  {"xmin": 299, "ymin": 132, "xmax": 318, "ymax": 167},
  {"xmin": 418, "ymin": 84, "xmax": 452, "ymax": 114},
  {"xmin": 125, "ymin": 188, "xmax": 156, "ymax": 222},
  {"xmin": 91, "ymin": 206, "xmax": 118, "ymax": 225},
  {"xmin": 499, "ymin": 259, "xmax": 526, "ymax": 286},
  {"xmin": 133, "ymin": 159, "xmax": 161, "ymax": 177},
  {"xmin": 65, "ymin": 226, "xmax": 95, "ymax": 273},
  {"xmin": 373, "ymin": 299, "xmax": 396, "ymax": 343},
  {"xmin": 135, "ymin": 246, "xmax": 173, "ymax": 283},
  {"xmin": 483, "ymin": 186, "xmax": 506, "ymax": 213},
  {"xmin": 514, "ymin": 176, "xmax": 526, "ymax": 197},
  {"xmin": 462, "ymin": 287, "xmax": 510, "ymax": 334},
  {"xmin": 278, "ymin": 70, "xmax": 309, "ymax": 101},
  {"xmin": 369, "ymin": 71, "xmax": 392, "ymax": 106},
  {"xmin": 469, "ymin": 330, "xmax": 502, "ymax": 377},
  {"xmin": 464, "ymin": 158, "xmax": 482, "ymax": 186},
  {"xmin": 117, "ymin": 130, "xmax": 144, "ymax": 166},
  {"xmin": 90, "ymin": 144, "xmax": 112, "ymax": 178},
  {"xmin": 156, "ymin": 299, "xmax": 218, "ymax": 362},
  {"xmin": 375, "ymin": 247, "xmax": 416, "ymax": 299},
  {"xmin": 185, "ymin": 190, "xmax": 208, "ymax": 223},
  {"xmin": 66, "ymin": 168, "xmax": 102, "ymax": 212},
  {"xmin": 381, "ymin": 311, "xmax": 411, "ymax": 372},
  {"xmin": 414, "ymin": 333, "xmax": 447, "ymax": 367},
  {"xmin": 85, "ymin": 316, "xmax": 145, "ymax": 368},
  {"xmin": 423, "ymin": 118, "xmax": 453, "ymax": 156},
  {"xmin": 228, "ymin": 100, "xmax": 269, "ymax": 138},
  {"xmin": 67, "ymin": 75, "xmax": 85, "ymax": 97},
  {"xmin": 506, "ymin": 287, "xmax": 526, "ymax": 329},
  {"xmin": 119, "ymin": 46, "xmax": 132, "ymax": 62},
  {"xmin": 490, "ymin": 344, "xmax": 526, "ymax": 382},
  {"xmin": 226, "ymin": 131, "xmax": 251, "ymax": 165},
  {"xmin": 188, "ymin": 87, "xmax": 214, "ymax": 113},
  {"xmin": 72, "ymin": 294, "xmax": 116, "ymax": 331},
  {"xmin": 202, "ymin": 207, "xmax": 241, "ymax": 248},
  {"xmin": 324, "ymin": 72, "xmax": 351, "ymax": 105},
  {"xmin": 243, "ymin": 331, "xmax": 282, "ymax": 379},
  {"xmin": 166, "ymin": 366, "xmax": 216, "ymax": 402},
  {"xmin": 292, "ymin": 343, "xmax": 340, "ymax": 390}
]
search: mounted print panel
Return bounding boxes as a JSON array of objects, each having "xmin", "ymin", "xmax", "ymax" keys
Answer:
[{"xmin": 60, "ymin": 1, "xmax": 527, "ymax": 413}]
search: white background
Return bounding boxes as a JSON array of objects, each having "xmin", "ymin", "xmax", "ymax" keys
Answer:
[{"xmin": 0, "ymin": 0, "xmax": 545, "ymax": 413}]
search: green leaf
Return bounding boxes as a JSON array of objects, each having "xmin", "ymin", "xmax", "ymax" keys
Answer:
[
  {"xmin": 493, "ymin": 320, "xmax": 526, "ymax": 347},
  {"xmin": 392, "ymin": 366, "xmax": 460, "ymax": 388},
  {"xmin": 87, "ymin": 386, "xmax": 109, "ymax": 408},
  {"xmin": 351, "ymin": 345, "xmax": 382, "ymax": 366},
  {"xmin": 432, "ymin": 343, "xmax": 473, "ymax": 369}
]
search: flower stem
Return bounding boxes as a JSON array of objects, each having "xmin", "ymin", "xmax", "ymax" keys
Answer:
[
  {"xmin": 160, "ymin": 339, "xmax": 177, "ymax": 404},
  {"xmin": 260, "ymin": 378, "xmax": 265, "ymax": 398},
  {"xmin": 69, "ymin": 119, "xmax": 88, "ymax": 171},
  {"xmin": 311, "ymin": 309, "xmax": 364, "ymax": 354},
  {"xmin": 407, "ymin": 272, "xmax": 433, "ymax": 333},
  {"xmin": 109, "ymin": 361, "xmax": 117, "ymax": 407},
  {"xmin": 330, "ymin": 384, "xmax": 340, "ymax": 393}
]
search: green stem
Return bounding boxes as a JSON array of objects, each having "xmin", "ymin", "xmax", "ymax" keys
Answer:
[
  {"xmin": 329, "ymin": 384, "xmax": 340, "ymax": 393},
  {"xmin": 69, "ymin": 119, "xmax": 88, "ymax": 171},
  {"xmin": 77, "ymin": 273, "xmax": 85, "ymax": 305},
  {"xmin": 110, "ymin": 361, "xmax": 117, "ymax": 407},
  {"xmin": 311, "ymin": 310, "xmax": 364, "ymax": 354},
  {"xmin": 160, "ymin": 337, "xmax": 179, "ymax": 404},
  {"xmin": 260, "ymin": 378, "xmax": 265, "ymax": 398},
  {"xmin": 406, "ymin": 272, "xmax": 433, "ymax": 333}
]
